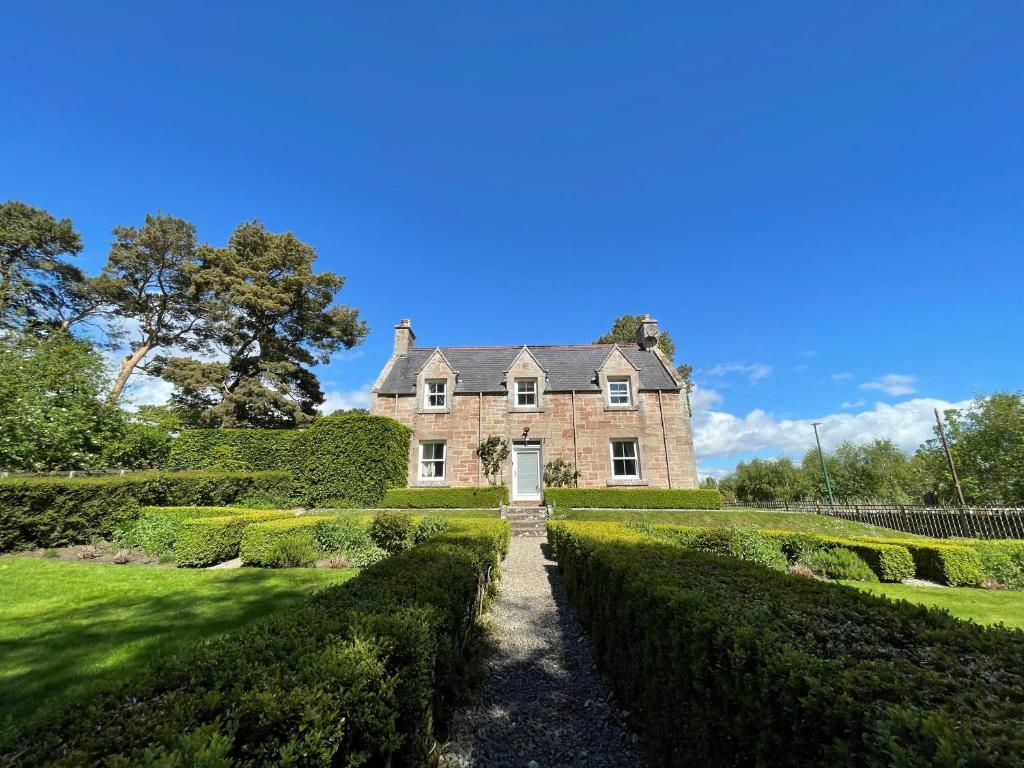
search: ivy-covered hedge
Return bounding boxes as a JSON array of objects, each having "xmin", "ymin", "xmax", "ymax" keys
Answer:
[
  {"xmin": 176, "ymin": 511, "xmax": 294, "ymax": 567},
  {"xmin": 167, "ymin": 429, "xmax": 307, "ymax": 472},
  {"xmin": 381, "ymin": 486, "xmax": 509, "ymax": 508},
  {"xmin": 0, "ymin": 471, "xmax": 295, "ymax": 552},
  {"xmin": 4, "ymin": 519, "xmax": 511, "ymax": 767},
  {"xmin": 548, "ymin": 520, "xmax": 1024, "ymax": 767},
  {"xmin": 300, "ymin": 414, "xmax": 412, "ymax": 507},
  {"xmin": 239, "ymin": 516, "xmax": 323, "ymax": 566},
  {"xmin": 545, "ymin": 487, "xmax": 723, "ymax": 509}
]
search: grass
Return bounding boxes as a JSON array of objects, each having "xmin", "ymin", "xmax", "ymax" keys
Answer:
[
  {"xmin": 559, "ymin": 507, "xmax": 923, "ymax": 539},
  {"xmin": 0, "ymin": 557, "xmax": 356, "ymax": 724},
  {"xmin": 842, "ymin": 580, "xmax": 1024, "ymax": 630}
]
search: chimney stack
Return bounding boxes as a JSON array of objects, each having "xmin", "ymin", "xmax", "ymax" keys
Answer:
[
  {"xmin": 636, "ymin": 314, "xmax": 660, "ymax": 351},
  {"xmin": 394, "ymin": 318, "xmax": 415, "ymax": 356}
]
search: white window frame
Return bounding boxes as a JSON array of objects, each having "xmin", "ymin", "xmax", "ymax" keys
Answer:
[
  {"xmin": 419, "ymin": 441, "xmax": 446, "ymax": 480},
  {"xmin": 515, "ymin": 378, "xmax": 538, "ymax": 407},
  {"xmin": 424, "ymin": 379, "xmax": 447, "ymax": 410},
  {"xmin": 609, "ymin": 439, "xmax": 640, "ymax": 479},
  {"xmin": 608, "ymin": 378, "xmax": 632, "ymax": 406}
]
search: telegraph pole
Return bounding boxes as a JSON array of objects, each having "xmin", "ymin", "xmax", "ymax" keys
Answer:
[
  {"xmin": 934, "ymin": 408, "xmax": 967, "ymax": 508},
  {"xmin": 811, "ymin": 422, "xmax": 835, "ymax": 505}
]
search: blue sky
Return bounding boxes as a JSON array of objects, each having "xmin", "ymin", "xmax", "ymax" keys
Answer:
[{"xmin": 4, "ymin": 2, "xmax": 1022, "ymax": 477}]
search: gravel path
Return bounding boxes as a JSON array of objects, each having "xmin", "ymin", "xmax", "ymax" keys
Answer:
[{"xmin": 441, "ymin": 538, "xmax": 644, "ymax": 768}]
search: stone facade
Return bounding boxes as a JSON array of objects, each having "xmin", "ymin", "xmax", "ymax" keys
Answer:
[{"xmin": 370, "ymin": 318, "xmax": 698, "ymax": 494}]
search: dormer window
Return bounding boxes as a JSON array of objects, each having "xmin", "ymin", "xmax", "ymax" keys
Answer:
[
  {"xmin": 425, "ymin": 379, "xmax": 447, "ymax": 409},
  {"xmin": 608, "ymin": 378, "xmax": 631, "ymax": 406},
  {"xmin": 516, "ymin": 378, "xmax": 538, "ymax": 407}
]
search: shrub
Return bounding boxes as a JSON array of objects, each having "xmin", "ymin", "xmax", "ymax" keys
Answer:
[
  {"xmin": 545, "ymin": 487, "xmax": 723, "ymax": 509},
  {"xmin": 4, "ymin": 520, "xmax": 511, "ymax": 767},
  {"xmin": 768, "ymin": 530, "xmax": 916, "ymax": 582},
  {"xmin": 543, "ymin": 457, "xmax": 580, "ymax": 488},
  {"xmin": 175, "ymin": 511, "xmax": 293, "ymax": 567},
  {"xmin": 370, "ymin": 511, "xmax": 413, "ymax": 554},
  {"xmin": 381, "ymin": 486, "xmax": 509, "ymax": 508},
  {"xmin": 167, "ymin": 428, "xmax": 307, "ymax": 472},
  {"xmin": 800, "ymin": 547, "xmax": 878, "ymax": 581},
  {"xmin": 548, "ymin": 520, "xmax": 1024, "ymax": 767},
  {"xmin": 313, "ymin": 515, "xmax": 386, "ymax": 567},
  {"xmin": 975, "ymin": 541, "xmax": 1024, "ymax": 588},
  {"xmin": 239, "ymin": 516, "xmax": 322, "ymax": 566},
  {"xmin": 300, "ymin": 414, "xmax": 411, "ymax": 507},
  {"xmin": 899, "ymin": 541, "xmax": 986, "ymax": 586},
  {"xmin": 265, "ymin": 536, "xmax": 321, "ymax": 567},
  {"xmin": 114, "ymin": 506, "xmax": 253, "ymax": 555},
  {"xmin": 413, "ymin": 515, "xmax": 452, "ymax": 544},
  {"xmin": 651, "ymin": 525, "xmax": 788, "ymax": 571},
  {"xmin": 0, "ymin": 471, "xmax": 295, "ymax": 552}
]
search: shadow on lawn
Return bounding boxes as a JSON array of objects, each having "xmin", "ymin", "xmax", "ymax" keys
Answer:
[{"xmin": 0, "ymin": 570, "xmax": 329, "ymax": 724}]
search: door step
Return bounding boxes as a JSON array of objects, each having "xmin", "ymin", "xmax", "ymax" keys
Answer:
[{"xmin": 502, "ymin": 504, "xmax": 550, "ymax": 538}]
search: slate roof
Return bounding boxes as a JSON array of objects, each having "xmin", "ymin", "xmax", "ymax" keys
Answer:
[{"xmin": 376, "ymin": 344, "xmax": 681, "ymax": 394}]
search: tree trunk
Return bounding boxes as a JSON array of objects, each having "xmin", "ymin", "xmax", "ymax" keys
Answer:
[{"xmin": 107, "ymin": 344, "xmax": 153, "ymax": 405}]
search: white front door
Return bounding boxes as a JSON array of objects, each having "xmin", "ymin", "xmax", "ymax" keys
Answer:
[{"xmin": 512, "ymin": 441, "xmax": 542, "ymax": 502}]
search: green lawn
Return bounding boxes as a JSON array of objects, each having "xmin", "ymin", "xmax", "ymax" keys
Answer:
[
  {"xmin": 560, "ymin": 508, "xmax": 922, "ymax": 539},
  {"xmin": 842, "ymin": 581, "xmax": 1024, "ymax": 630},
  {"xmin": 0, "ymin": 557, "xmax": 355, "ymax": 724}
]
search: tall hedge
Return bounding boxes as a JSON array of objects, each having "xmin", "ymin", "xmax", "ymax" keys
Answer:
[
  {"xmin": 168, "ymin": 429, "xmax": 307, "ymax": 472},
  {"xmin": 300, "ymin": 413, "xmax": 411, "ymax": 507},
  {"xmin": 548, "ymin": 520, "xmax": 1024, "ymax": 767},
  {"xmin": 0, "ymin": 471, "xmax": 295, "ymax": 552}
]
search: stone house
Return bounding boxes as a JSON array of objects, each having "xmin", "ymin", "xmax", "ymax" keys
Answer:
[{"xmin": 370, "ymin": 316, "xmax": 698, "ymax": 502}]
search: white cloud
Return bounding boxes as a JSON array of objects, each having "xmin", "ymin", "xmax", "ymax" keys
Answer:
[
  {"xmin": 860, "ymin": 374, "xmax": 917, "ymax": 397},
  {"xmin": 320, "ymin": 384, "xmax": 373, "ymax": 414},
  {"xmin": 840, "ymin": 399, "xmax": 866, "ymax": 409},
  {"xmin": 793, "ymin": 364, "xmax": 808, "ymax": 372},
  {"xmin": 697, "ymin": 466, "xmax": 731, "ymax": 481},
  {"xmin": 799, "ymin": 350, "xmax": 817, "ymax": 358},
  {"xmin": 122, "ymin": 375, "xmax": 176, "ymax": 410},
  {"xmin": 691, "ymin": 392, "xmax": 970, "ymax": 459},
  {"xmin": 831, "ymin": 372, "xmax": 854, "ymax": 381},
  {"xmin": 706, "ymin": 362, "xmax": 773, "ymax": 383}
]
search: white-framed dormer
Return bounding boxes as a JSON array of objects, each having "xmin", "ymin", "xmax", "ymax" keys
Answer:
[
  {"xmin": 416, "ymin": 348, "xmax": 458, "ymax": 415},
  {"xmin": 597, "ymin": 345, "xmax": 640, "ymax": 411},
  {"xmin": 505, "ymin": 346, "xmax": 547, "ymax": 412}
]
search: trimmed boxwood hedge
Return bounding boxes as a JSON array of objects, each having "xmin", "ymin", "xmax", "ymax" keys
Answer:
[
  {"xmin": 900, "ymin": 541, "xmax": 986, "ymax": 586},
  {"xmin": 548, "ymin": 520, "xmax": 1024, "ymax": 767},
  {"xmin": 4, "ymin": 519, "xmax": 511, "ymax": 767},
  {"xmin": 239, "ymin": 516, "xmax": 323, "ymax": 566},
  {"xmin": 763, "ymin": 529, "xmax": 917, "ymax": 582},
  {"xmin": 545, "ymin": 487, "xmax": 723, "ymax": 509},
  {"xmin": 0, "ymin": 471, "xmax": 295, "ymax": 552},
  {"xmin": 176, "ymin": 511, "xmax": 294, "ymax": 567},
  {"xmin": 168, "ymin": 429, "xmax": 307, "ymax": 472},
  {"xmin": 381, "ymin": 486, "xmax": 509, "ymax": 508}
]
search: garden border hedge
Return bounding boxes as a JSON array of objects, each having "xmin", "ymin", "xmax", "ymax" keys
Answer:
[
  {"xmin": 0, "ymin": 471, "xmax": 295, "ymax": 552},
  {"xmin": 545, "ymin": 487, "xmax": 723, "ymax": 510},
  {"xmin": 167, "ymin": 429, "xmax": 307, "ymax": 472},
  {"xmin": 176, "ymin": 511, "xmax": 294, "ymax": 567},
  {"xmin": 381, "ymin": 486, "xmax": 509, "ymax": 508},
  {"xmin": 239, "ymin": 516, "xmax": 323, "ymax": 566},
  {"xmin": 4, "ymin": 519, "xmax": 512, "ymax": 767},
  {"xmin": 548, "ymin": 520, "xmax": 1024, "ymax": 767}
]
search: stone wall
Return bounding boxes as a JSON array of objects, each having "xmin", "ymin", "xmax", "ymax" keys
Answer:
[{"xmin": 371, "ymin": 386, "xmax": 697, "ymax": 490}]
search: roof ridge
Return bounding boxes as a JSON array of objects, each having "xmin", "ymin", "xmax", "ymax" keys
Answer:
[{"xmin": 438, "ymin": 343, "xmax": 616, "ymax": 350}]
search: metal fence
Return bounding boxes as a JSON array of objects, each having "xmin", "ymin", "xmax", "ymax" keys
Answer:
[{"xmin": 726, "ymin": 499, "xmax": 1024, "ymax": 539}]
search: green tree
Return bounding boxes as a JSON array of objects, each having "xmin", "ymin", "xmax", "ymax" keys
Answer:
[
  {"xmin": 595, "ymin": 313, "xmax": 694, "ymax": 400},
  {"xmin": 732, "ymin": 457, "xmax": 812, "ymax": 502},
  {"xmin": 476, "ymin": 436, "xmax": 510, "ymax": 485},
  {"xmin": 155, "ymin": 221, "xmax": 367, "ymax": 427},
  {"xmin": 802, "ymin": 439, "xmax": 915, "ymax": 502},
  {"xmin": 0, "ymin": 201, "xmax": 94, "ymax": 331},
  {"xmin": 0, "ymin": 331, "xmax": 125, "ymax": 470},
  {"xmin": 915, "ymin": 392, "xmax": 1024, "ymax": 504},
  {"xmin": 92, "ymin": 213, "xmax": 210, "ymax": 404},
  {"xmin": 100, "ymin": 405, "xmax": 181, "ymax": 470}
]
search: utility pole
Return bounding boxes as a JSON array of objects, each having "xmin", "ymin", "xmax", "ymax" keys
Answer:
[
  {"xmin": 811, "ymin": 422, "xmax": 835, "ymax": 505},
  {"xmin": 934, "ymin": 408, "xmax": 967, "ymax": 508}
]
